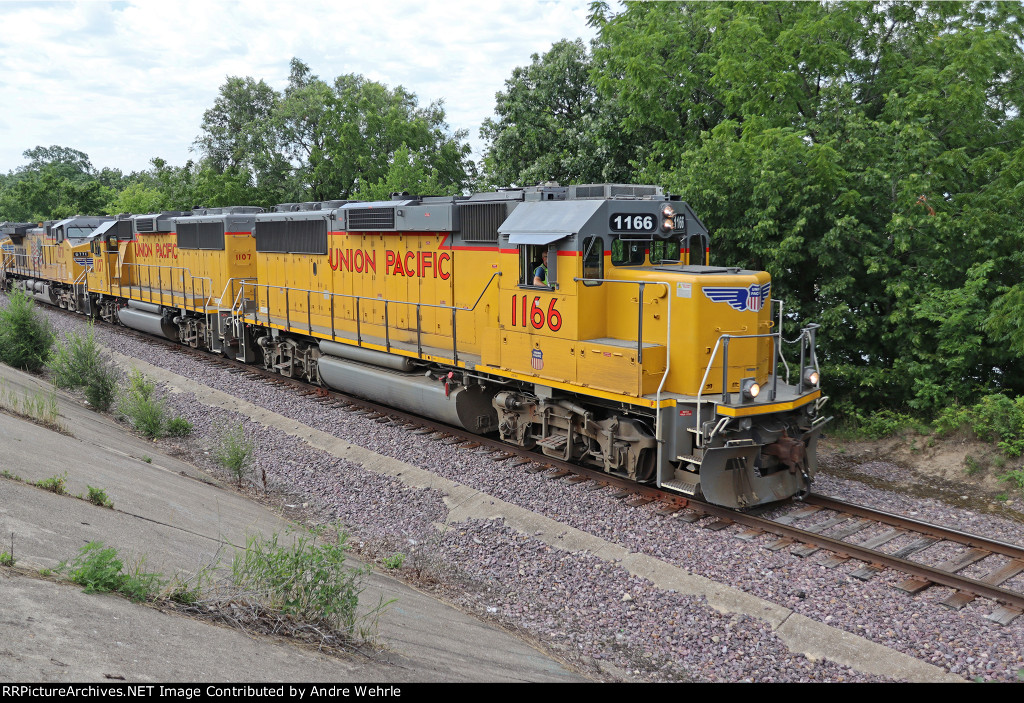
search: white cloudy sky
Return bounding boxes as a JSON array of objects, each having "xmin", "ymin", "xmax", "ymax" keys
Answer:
[{"xmin": 0, "ymin": 0, "xmax": 598, "ymax": 174}]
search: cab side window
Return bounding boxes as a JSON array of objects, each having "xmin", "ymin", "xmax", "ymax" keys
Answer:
[
  {"xmin": 520, "ymin": 245, "xmax": 554, "ymax": 289},
  {"xmin": 582, "ymin": 236, "xmax": 603, "ymax": 286}
]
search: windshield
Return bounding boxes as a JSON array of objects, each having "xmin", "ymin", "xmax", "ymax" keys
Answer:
[{"xmin": 611, "ymin": 238, "xmax": 645, "ymax": 266}]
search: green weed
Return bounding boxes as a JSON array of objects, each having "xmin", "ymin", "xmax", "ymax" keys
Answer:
[
  {"xmin": 84, "ymin": 359, "xmax": 119, "ymax": 412},
  {"xmin": 0, "ymin": 551, "xmax": 14, "ymax": 567},
  {"xmin": 383, "ymin": 553, "xmax": 406, "ymax": 570},
  {"xmin": 166, "ymin": 563, "xmax": 215, "ymax": 605},
  {"xmin": 999, "ymin": 469, "xmax": 1024, "ymax": 493},
  {"xmin": 86, "ymin": 485, "xmax": 113, "ymax": 508},
  {"xmin": 58, "ymin": 542, "xmax": 163, "ymax": 602},
  {"xmin": 116, "ymin": 370, "xmax": 190, "ymax": 437},
  {"xmin": 49, "ymin": 323, "xmax": 103, "ymax": 389},
  {"xmin": 1, "ymin": 469, "xmax": 23, "ymax": 481},
  {"xmin": 215, "ymin": 422, "xmax": 255, "ymax": 487},
  {"xmin": 166, "ymin": 417, "xmax": 193, "ymax": 437},
  {"xmin": 935, "ymin": 395, "xmax": 1024, "ymax": 458},
  {"xmin": 142, "ymin": 455, "xmax": 152, "ymax": 464},
  {"xmin": 830, "ymin": 407, "xmax": 924, "ymax": 440},
  {"xmin": 230, "ymin": 525, "xmax": 380, "ymax": 637},
  {"xmin": 35, "ymin": 473, "xmax": 68, "ymax": 495},
  {"xmin": 117, "ymin": 370, "xmax": 166, "ymax": 437}
]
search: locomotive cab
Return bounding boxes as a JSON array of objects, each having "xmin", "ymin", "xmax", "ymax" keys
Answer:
[{"xmin": 487, "ymin": 185, "xmax": 830, "ymax": 508}]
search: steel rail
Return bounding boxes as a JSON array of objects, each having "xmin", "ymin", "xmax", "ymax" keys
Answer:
[
  {"xmin": 805, "ymin": 494, "xmax": 1024, "ymax": 560},
  {"xmin": 690, "ymin": 497, "xmax": 1024, "ymax": 610}
]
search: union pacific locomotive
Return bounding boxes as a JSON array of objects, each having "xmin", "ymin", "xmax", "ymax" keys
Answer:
[{"xmin": 1, "ymin": 183, "xmax": 830, "ymax": 508}]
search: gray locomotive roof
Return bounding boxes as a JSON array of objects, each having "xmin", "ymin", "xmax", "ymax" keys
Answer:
[
  {"xmin": 52, "ymin": 215, "xmax": 115, "ymax": 239},
  {"xmin": 498, "ymin": 199, "xmax": 605, "ymax": 244},
  {"xmin": 52, "ymin": 215, "xmax": 113, "ymax": 228}
]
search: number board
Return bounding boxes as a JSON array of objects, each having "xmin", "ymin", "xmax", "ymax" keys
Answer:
[{"xmin": 609, "ymin": 213, "xmax": 656, "ymax": 233}]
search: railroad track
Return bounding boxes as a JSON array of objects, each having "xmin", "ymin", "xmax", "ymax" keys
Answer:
[
  {"xmin": 195, "ymin": 343, "xmax": 1024, "ymax": 626},
  {"xmin": 48, "ymin": 306, "xmax": 1024, "ymax": 626}
]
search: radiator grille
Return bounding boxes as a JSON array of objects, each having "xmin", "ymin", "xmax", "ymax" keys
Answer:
[
  {"xmin": 346, "ymin": 208, "xmax": 395, "ymax": 230},
  {"xmin": 255, "ymin": 219, "xmax": 328, "ymax": 254},
  {"xmin": 609, "ymin": 184, "xmax": 660, "ymax": 197},
  {"xmin": 177, "ymin": 222, "xmax": 226, "ymax": 250},
  {"xmin": 458, "ymin": 202, "xmax": 506, "ymax": 243}
]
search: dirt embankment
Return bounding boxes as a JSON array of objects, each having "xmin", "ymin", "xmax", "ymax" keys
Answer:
[{"xmin": 819, "ymin": 431, "xmax": 1024, "ymax": 519}]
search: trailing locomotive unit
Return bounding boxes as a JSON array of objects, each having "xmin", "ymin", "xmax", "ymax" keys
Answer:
[
  {"xmin": 232, "ymin": 184, "xmax": 830, "ymax": 508},
  {"xmin": 84, "ymin": 207, "xmax": 261, "ymax": 350},
  {"xmin": 1, "ymin": 216, "xmax": 111, "ymax": 311}
]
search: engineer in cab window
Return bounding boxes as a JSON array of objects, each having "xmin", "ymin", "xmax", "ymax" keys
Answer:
[{"xmin": 533, "ymin": 250, "xmax": 550, "ymax": 287}]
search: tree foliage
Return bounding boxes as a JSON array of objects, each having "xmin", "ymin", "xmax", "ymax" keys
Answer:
[
  {"xmin": 480, "ymin": 39, "xmax": 629, "ymax": 186},
  {"xmin": 0, "ymin": 146, "xmax": 112, "ymax": 221},
  {"xmin": 194, "ymin": 58, "xmax": 475, "ymax": 203},
  {"xmin": 482, "ymin": 1, "xmax": 1024, "ymax": 413}
]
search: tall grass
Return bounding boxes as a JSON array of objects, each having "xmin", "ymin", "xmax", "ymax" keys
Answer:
[
  {"xmin": 117, "ymin": 370, "xmax": 168, "ymax": 437},
  {"xmin": 48, "ymin": 322, "xmax": 119, "ymax": 411},
  {"xmin": 230, "ymin": 526, "xmax": 376, "ymax": 637},
  {"xmin": 215, "ymin": 421, "xmax": 255, "ymax": 486}
]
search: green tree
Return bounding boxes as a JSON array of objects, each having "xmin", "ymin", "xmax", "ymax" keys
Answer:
[
  {"xmin": 195, "ymin": 74, "xmax": 295, "ymax": 205},
  {"xmin": 480, "ymin": 39, "xmax": 628, "ymax": 187},
  {"xmin": 581, "ymin": 1, "xmax": 1024, "ymax": 412},
  {"xmin": 18, "ymin": 145, "xmax": 95, "ymax": 181},
  {"xmin": 0, "ymin": 163, "xmax": 111, "ymax": 221},
  {"xmin": 353, "ymin": 144, "xmax": 457, "ymax": 201},
  {"xmin": 193, "ymin": 58, "xmax": 474, "ymax": 204}
]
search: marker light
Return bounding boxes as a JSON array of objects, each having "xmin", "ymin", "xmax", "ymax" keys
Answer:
[{"xmin": 802, "ymin": 367, "xmax": 820, "ymax": 387}]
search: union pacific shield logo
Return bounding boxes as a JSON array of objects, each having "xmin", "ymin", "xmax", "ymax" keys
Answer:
[
  {"xmin": 703, "ymin": 283, "xmax": 771, "ymax": 312},
  {"xmin": 531, "ymin": 349, "xmax": 544, "ymax": 370}
]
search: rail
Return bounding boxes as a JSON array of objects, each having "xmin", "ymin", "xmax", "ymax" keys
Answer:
[{"xmin": 235, "ymin": 272, "xmax": 502, "ymax": 365}]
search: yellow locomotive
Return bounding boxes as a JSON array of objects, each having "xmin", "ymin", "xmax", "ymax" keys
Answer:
[
  {"xmin": 2, "ymin": 216, "xmax": 110, "ymax": 311},
  {"xmin": 0, "ymin": 184, "xmax": 829, "ymax": 509}
]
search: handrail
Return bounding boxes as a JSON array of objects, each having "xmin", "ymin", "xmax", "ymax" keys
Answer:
[
  {"xmin": 241, "ymin": 271, "xmax": 501, "ymax": 315},
  {"xmin": 236, "ymin": 272, "xmax": 502, "ymax": 364},
  {"xmin": 574, "ymin": 276, "xmax": 673, "ymax": 489},
  {"xmin": 225, "ymin": 278, "xmax": 258, "ymax": 317},
  {"xmin": 694, "ymin": 323, "xmax": 821, "ymax": 448},
  {"xmin": 114, "ymin": 261, "xmax": 214, "ymax": 310}
]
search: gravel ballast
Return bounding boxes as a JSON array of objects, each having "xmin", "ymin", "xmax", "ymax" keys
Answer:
[{"xmin": 29, "ymin": 304, "xmax": 1024, "ymax": 682}]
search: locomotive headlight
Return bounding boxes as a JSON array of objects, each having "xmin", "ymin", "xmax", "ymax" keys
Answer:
[
  {"xmin": 662, "ymin": 218, "xmax": 674, "ymax": 232},
  {"xmin": 741, "ymin": 377, "xmax": 760, "ymax": 401},
  {"xmin": 661, "ymin": 204, "xmax": 676, "ymax": 218},
  {"xmin": 802, "ymin": 366, "xmax": 820, "ymax": 387}
]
